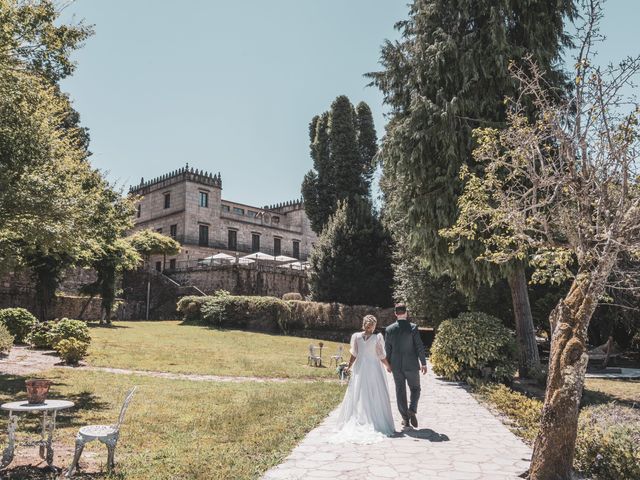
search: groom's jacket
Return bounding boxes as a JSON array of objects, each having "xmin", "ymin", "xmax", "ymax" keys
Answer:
[{"xmin": 384, "ymin": 319, "xmax": 427, "ymax": 372}]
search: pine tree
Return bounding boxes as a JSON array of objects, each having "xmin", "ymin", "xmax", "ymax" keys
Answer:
[
  {"xmin": 355, "ymin": 102, "xmax": 377, "ymax": 190},
  {"xmin": 369, "ymin": 0, "xmax": 575, "ymax": 376},
  {"xmin": 309, "ymin": 198, "xmax": 393, "ymax": 307}
]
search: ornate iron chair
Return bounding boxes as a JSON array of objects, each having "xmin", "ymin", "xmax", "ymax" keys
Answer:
[
  {"xmin": 67, "ymin": 386, "xmax": 137, "ymax": 477},
  {"xmin": 330, "ymin": 345, "xmax": 344, "ymax": 367},
  {"xmin": 307, "ymin": 344, "xmax": 322, "ymax": 367}
]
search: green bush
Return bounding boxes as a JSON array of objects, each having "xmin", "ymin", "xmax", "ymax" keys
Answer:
[
  {"xmin": 575, "ymin": 404, "xmax": 640, "ymax": 480},
  {"xmin": 177, "ymin": 291, "xmax": 231, "ymax": 322},
  {"xmin": 477, "ymin": 384, "xmax": 542, "ymax": 442},
  {"xmin": 201, "ymin": 295, "xmax": 292, "ymax": 333},
  {"xmin": 0, "ymin": 323, "xmax": 14, "ymax": 354},
  {"xmin": 430, "ymin": 312, "xmax": 518, "ymax": 383},
  {"xmin": 282, "ymin": 292, "xmax": 303, "ymax": 301},
  {"xmin": 0, "ymin": 308, "xmax": 37, "ymax": 343},
  {"xmin": 26, "ymin": 322, "xmax": 54, "ymax": 348},
  {"xmin": 55, "ymin": 338, "xmax": 89, "ymax": 364},
  {"xmin": 47, "ymin": 318, "xmax": 91, "ymax": 347}
]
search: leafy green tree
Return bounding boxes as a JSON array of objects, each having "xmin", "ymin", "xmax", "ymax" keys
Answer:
[
  {"xmin": 0, "ymin": 0, "xmax": 93, "ymax": 83},
  {"xmin": 302, "ymin": 96, "xmax": 378, "ymax": 234},
  {"xmin": 369, "ymin": 0, "xmax": 575, "ymax": 376},
  {"xmin": 308, "ymin": 198, "xmax": 393, "ymax": 307},
  {"xmin": 128, "ymin": 229, "xmax": 181, "ymax": 266}
]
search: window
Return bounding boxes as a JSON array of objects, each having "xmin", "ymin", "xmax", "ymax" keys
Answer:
[
  {"xmin": 170, "ymin": 224, "xmax": 177, "ymax": 239},
  {"xmin": 155, "ymin": 261, "xmax": 162, "ymax": 272},
  {"xmin": 293, "ymin": 240, "xmax": 300, "ymax": 259},
  {"xmin": 228, "ymin": 230, "xmax": 237, "ymax": 250},
  {"xmin": 233, "ymin": 207, "xmax": 244, "ymax": 215},
  {"xmin": 272, "ymin": 216, "xmax": 280, "ymax": 224},
  {"xmin": 156, "ymin": 228, "xmax": 163, "ymax": 234},
  {"xmin": 169, "ymin": 259, "xmax": 176, "ymax": 270},
  {"xmin": 164, "ymin": 193, "xmax": 171, "ymax": 209},
  {"xmin": 251, "ymin": 233, "xmax": 260, "ymax": 252},
  {"xmin": 222, "ymin": 204, "xmax": 230, "ymax": 213},
  {"xmin": 247, "ymin": 210, "xmax": 258, "ymax": 218},
  {"xmin": 137, "ymin": 204, "xmax": 141, "ymax": 218},
  {"xmin": 198, "ymin": 225, "xmax": 209, "ymax": 247},
  {"xmin": 274, "ymin": 238, "xmax": 281, "ymax": 257},
  {"xmin": 199, "ymin": 191, "xmax": 209, "ymax": 208}
]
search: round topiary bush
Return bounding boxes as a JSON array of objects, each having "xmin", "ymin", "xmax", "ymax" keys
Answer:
[
  {"xmin": 55, "ymin": 338, "xmax": 89, "ymax": 365},
  {"xmin": 0, "ymin": 308, "xmax": 37, "ymax": 344},
  {"xmin": 282, "ymin": 292, "xmax": 303, "ymax": 301},
  {"xmin": 430, "ymin": 312, "xmax": 518, "ymax": 383},
  {"xmin": 47, "ymin": 318, "xmax": 91, "ymax": 347},
  {"xmin": 0, "ymin": 323, "xmax": 14, "ymax": 354},
  {"xmin": 26, "ymin": 322, "xmax": 54, "ymax": 349}
]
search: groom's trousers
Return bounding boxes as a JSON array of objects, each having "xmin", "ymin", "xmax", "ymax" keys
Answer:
[{"xmin": 392, "ymin": 370, "xmax": 421, "ymax": 420}]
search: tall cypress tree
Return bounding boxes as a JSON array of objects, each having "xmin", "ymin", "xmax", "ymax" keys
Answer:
[
  {"xmin": 301, "ymin": 95, "xmax": 378, "ymax": 234},
  {"xmin": 369, "ymin": 0, "xmax": 575, "ymax": 376}
]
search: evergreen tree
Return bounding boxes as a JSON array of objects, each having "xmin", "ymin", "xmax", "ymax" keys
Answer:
[
  {"xmin": 369, "ymin": 0, "xmax": 574, "ymax": 376},
  {"xmin": 309, "ymin": 198, "xmax": 393, "ymax": 307},
  {"xmin": 301, "ymin": 96, "xmax": 378, "ymax": 234}
]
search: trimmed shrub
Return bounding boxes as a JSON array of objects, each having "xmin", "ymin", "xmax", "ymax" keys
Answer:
[
  {"xmin": 0, "ymin": 308, "xmax": 37, "ymax": 343},
  {"xmin": 26, "ymin": 322, "xmax": 54, "ymax": 349},
  {"xmin": 55, "ymin": 338, "xmax": 89, "ymax": 364},
  {"xmin": 47, "ymin": 318, "xmax": 91, "ymax": 347},
  {"xmin": 477, "ymin": 384, "xmax": 542, "ymax": 442},
  {"xmin": 177, "ymin": 291, "xmax": 230, "ymax": 322},
  {"xmin": 201, "ymin": 295, "xmax": 292, "ymax": 333},
  {"xmin": 431, "ymin": 312, "xmax": 518, "ymax": 383},
  {"xmin": 575, "ymin": 404, "xmax": 640, "ymax": 480},
  {"xmin": 282, "ymin": 292, "xmax": 303, "ymax": 301},
  {"xmin": 0, "ymin": 323, "xmax": 14, "ymax": 354}
]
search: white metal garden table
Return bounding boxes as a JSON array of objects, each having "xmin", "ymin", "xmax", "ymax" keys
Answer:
[{"xmin": 1, "ymin": 399, "xmax": 74, "ymax": 469}]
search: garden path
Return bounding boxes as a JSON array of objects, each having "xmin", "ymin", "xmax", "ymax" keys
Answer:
[{"xmin": 262, "ymin": 367, "xmax": 532, "ymax": 480}]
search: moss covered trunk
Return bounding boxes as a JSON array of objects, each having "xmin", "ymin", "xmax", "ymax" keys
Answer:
[
  {"xmin": 507, "ymin": 265, "xmax": 540, "ymax": 377},
  {"xmin": 528, "ymin": 272, "xmax": 603, "ymax": 480}
]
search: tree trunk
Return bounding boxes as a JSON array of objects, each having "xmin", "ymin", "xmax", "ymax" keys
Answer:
[
  {"xmin": 78, "ymin": 294, "xmax": 96, "ymax": 320},
  {"xmin": 507, "ymin": 265, "xmax": 540, "ymax": 377},
  {"xmin": 528, "ymin": 275, "xmax": 600, "ymax": 480}
]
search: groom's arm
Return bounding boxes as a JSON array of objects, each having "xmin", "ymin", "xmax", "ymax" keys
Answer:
[{"xmin": 411, "ymin": 325, "xmax": 427, "ymax": 371}]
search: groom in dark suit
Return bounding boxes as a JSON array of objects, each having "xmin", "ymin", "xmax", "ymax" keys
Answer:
[{"xmin": 384, "ymin": 303, "xmax": 427, "ymax": 429}]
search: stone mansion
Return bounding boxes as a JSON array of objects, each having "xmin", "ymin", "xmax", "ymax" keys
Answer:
[{"xmin": 129, "ymin": 165, "xmax": 318, "ymax": 270}]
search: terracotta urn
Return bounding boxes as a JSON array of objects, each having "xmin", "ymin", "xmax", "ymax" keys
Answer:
[{"xmin": 25, "ymin": 379, "xmax": 52, "ymax": 404}]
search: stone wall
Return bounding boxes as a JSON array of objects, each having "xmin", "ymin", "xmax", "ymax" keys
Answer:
[{"xmin": 168, "ymin": 264, "xmax": 309, "ymax": 298}]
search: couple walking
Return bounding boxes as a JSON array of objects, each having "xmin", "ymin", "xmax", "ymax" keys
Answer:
[{"xmin": 333, "ymin": 303, "xmax": 427, "ymax": 444}]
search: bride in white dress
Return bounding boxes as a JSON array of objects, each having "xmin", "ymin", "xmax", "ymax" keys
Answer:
[{"xmin": 332, "ymin": 315, "xmax": 395, "ymax": 443}]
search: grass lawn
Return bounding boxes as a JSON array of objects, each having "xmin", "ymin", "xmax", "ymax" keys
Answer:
[
  {"xmin": 583, "ymin": 378, "xmax": 640, "ymax": 408},
  {"xmin": 0, "ymin": 369, "xmax": 345, "ymax": 479},
  {"xmin": 87, "ymin": 321, "xmax": 348, "ymax": 379}
]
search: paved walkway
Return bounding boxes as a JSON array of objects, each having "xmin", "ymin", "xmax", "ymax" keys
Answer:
[{"xmin": 263, "ymin": 368, "xmax": 532, "ymax": 480}]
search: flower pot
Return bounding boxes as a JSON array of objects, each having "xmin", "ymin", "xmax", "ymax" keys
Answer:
[{"xmin": 25, "ymin": 379, "xmax": 52, "ymax": 404}]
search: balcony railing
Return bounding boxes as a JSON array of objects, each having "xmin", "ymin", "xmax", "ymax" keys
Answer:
[{"xmin": 169, "ymin": 234, "xmax": 306, "ymax": 260}]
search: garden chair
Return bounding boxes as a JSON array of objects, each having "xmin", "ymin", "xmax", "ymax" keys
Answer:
[
  {"xmin": 330, "ymin": 345, "xmax": 344, "ymax": 367},
  {"xmin": 66, "ymin": 386, "xmax": 137, "ymax": 477},
  {"xmin": 307, "ymin": 344, "xmax": 322, "ymax": 367}
]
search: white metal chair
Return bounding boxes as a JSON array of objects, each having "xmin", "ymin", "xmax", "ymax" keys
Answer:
[
  {"xmin": 330, "ymin": 345, "xmax": 344, "ymax": 367},
  {"xmin": 67, "ymin": 386, "xmax": 137, "ymax": 477},
  {"xmin": 307, "ymin": 344, "xmax": 322, "ymax": 367}
]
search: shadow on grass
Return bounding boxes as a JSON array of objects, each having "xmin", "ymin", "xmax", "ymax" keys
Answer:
[
  {"xmin": 86, "ymin": 323, "xmax": 130, "ymax": 330},
  {"xmin": 581, "ymin": 383, "xmax": 640, "ymax": 409},
  {"xmin": 0, "ymin": 464, "xmax": 120, "ymax": 479}
]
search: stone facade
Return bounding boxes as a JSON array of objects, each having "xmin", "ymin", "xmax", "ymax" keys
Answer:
[{"xmin": 129, "ymin": 165, "xmax": 318, "ymax": 269}]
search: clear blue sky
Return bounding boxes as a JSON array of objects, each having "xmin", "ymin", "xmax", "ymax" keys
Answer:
[{"xmin": 59, "ymin": 1, "xmax": 637, "ymax": 207}]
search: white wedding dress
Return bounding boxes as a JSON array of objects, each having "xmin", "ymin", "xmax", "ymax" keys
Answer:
[{"xmin": 332, "ymin": 332, "xmax": 395, "ymax": 443}]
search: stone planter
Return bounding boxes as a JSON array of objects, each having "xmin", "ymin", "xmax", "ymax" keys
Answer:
[{"xmin": 25, "ymin": 379, "xmax": 52, "ymax": 404}]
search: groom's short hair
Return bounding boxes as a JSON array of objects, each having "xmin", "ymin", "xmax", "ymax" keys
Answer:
[{"xmin": 394, "ymin": 303, "xmax": 407, "ymax": 315}]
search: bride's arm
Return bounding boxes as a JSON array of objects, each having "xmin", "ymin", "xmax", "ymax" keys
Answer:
[
  {"xmin": 380, "ymin": 357, "xmax": 392, "ymax": 373},
  {"xmin": 345, "ymin": 354, "xmax": 356, "ymax": 374}
]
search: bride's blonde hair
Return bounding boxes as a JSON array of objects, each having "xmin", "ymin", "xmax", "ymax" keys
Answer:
[{"xmin": 362, "ymin": 315, "xmax": 377, "ymax": 330}]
